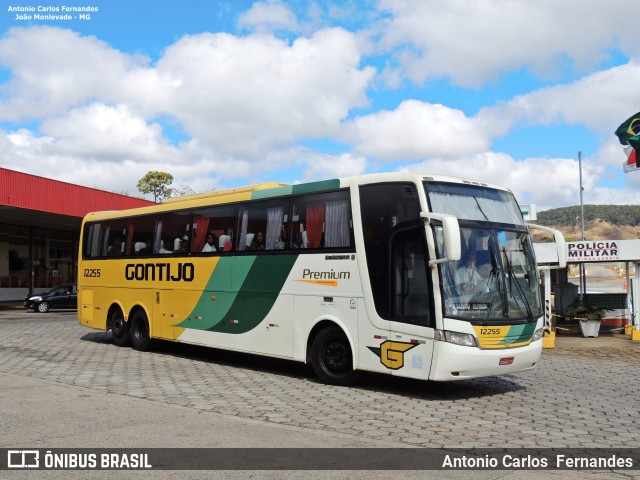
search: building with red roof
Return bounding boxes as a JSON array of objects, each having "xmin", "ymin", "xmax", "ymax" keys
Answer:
[{"xmin": 0, "ymin": 168, "xmax": 155, "ymax": 300}]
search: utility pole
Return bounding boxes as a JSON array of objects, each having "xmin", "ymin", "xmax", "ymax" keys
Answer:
[{"xmin": 578, "ymin": 151, "xmax": 586, "ymax": 300}]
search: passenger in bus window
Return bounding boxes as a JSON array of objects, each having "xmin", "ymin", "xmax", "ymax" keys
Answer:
[
  {"xmin": 136, "ymin": 239, "xmax": 152, "ymax": 255},
  {"xmin": 159, "ymin": 239, "xmax": 173, "ymax": 254},
  {"xmin": 202, "ymin": 233, "xmax": 217, "ymax": 252},
  {"xmin": 107, "ymin": 237, "xmax": 123, "ymax": 256},
  {"xmin": 174, "ymin": 235, "xmax": 188, "ymax": 252},
  {"xmin": 250, "ymin": 232, "xmax": 265, "ymax": 251},
  {"xmin": 176, "ymin": 239, "xmax": 187, "ymax": 253}
]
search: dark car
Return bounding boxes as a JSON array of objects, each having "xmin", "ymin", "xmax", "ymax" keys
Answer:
[{"xmin": 24, "ymin": 283, "xmax": 77, "ymax": 313}]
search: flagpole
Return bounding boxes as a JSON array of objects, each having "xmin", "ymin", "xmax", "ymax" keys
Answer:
[{"xmin": 578, "ymin": 151, "xmax": 586, "ymax": 300}]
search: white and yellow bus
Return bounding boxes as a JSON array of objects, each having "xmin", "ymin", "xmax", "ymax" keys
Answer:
[{"xmin": 78, "ymin": 173, "xmax": 563, "ymax": 385}]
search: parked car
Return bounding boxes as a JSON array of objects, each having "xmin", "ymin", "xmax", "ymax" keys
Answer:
[{"xmin": 24, "ymin": 283, "xmax": 77, "ymax": 313}]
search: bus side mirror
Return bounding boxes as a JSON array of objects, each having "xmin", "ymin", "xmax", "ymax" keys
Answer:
[
  {"xmin": 527, "ymin": 223, "xmax": 566, "ymax": 269},
  {"xmin": 420, "ymin": 212, "xmax": 461, "ymax": 265}
]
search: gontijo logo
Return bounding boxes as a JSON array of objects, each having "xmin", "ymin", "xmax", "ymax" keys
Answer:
[{"xmin": 368, "ymin": 340, "xmax": 417, "ymax": 369}]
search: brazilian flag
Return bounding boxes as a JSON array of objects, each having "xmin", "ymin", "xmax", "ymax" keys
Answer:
[
  {"xmin": 615, "ymin": 111, "xmax": 640, "ymax": 145},
  {"xmin": 615, "ymin": 112, "xmax": 640, "ymax": 173}
]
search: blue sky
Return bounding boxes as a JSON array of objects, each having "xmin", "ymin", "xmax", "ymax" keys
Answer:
[{"xmin": 1, "ymin": 0, "xmax": 639, "ymax": 209}]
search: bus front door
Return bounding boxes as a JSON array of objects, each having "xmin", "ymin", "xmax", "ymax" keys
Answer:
[{"xmin": 387, "ymin": 226, "xmax": 435, "ymax": 380}]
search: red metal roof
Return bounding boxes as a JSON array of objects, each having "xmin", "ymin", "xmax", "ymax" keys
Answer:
[{"xmin": 0, "ymin": 168, "xmax": 155, "ymax": 217}]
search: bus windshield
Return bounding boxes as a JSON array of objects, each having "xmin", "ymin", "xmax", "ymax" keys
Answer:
[
  {"xmin": 435, "ymin": 227, "xmax": 541, "ymax": 321},
  {"xmin": 426, "ymin": 181, "xmax": 525, "ymax": 226},
  {"xmin": 426, "ymin": 182, "xmax": 541, "ymax": 322}
]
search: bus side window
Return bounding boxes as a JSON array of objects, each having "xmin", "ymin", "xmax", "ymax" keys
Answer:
[
  {"xmin": 155, "ymin": 212, "xmax": 192, "ymax": 254},
  {"xmin": 290, "ymin": 191, "xmax": 352, "ymax": 250},
  {"xmin": 237, "ymin": 199, "xmax": 289, "ymax": 251}
]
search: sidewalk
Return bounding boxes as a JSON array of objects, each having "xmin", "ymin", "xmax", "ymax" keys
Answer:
[
  {"xmin": 554, "ymin": 332, "xmax": 634, "ymax": 347},
  {"xmin": 0, "ymin": 301, "xmax": 22, "ymax": 310}
]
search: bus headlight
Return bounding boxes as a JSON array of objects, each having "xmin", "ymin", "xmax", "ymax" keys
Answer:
[
  {"xmin": 435, "ymin": 330, "xmax": 477, "ymax": 347},
  {"xmin": 532, "ymin": 327, "xmax": 544, "ymax": 342}
]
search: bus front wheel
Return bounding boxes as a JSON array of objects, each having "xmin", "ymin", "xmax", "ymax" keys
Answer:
[
  {"xmin": 311, "ymin": 326, "xmax": 360, "ymax": 386},
  {"xmin": 130, "ymin": 310, "xmax": 152, "ymax": 351},
  {"xmin": 110, "ymin": 310, "xmax": 131, "ymax": 347}
]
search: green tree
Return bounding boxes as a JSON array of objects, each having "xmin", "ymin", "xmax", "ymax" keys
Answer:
[{"xmin": 137, "ymin": 171, "xmax": 174, "ymax": 202}]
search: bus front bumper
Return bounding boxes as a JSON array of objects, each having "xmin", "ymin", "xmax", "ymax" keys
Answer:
[{"xmin": 429, "ymin": 339, "xmax": 542, "ymax": 381}]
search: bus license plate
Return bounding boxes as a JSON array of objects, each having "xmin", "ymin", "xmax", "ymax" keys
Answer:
[{"xmin": 499, "ymin": 357, "xmax": 514, "ymax": 366}]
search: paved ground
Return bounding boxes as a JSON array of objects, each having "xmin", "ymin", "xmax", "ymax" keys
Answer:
[{"xmin": 1, "ymin": 307, "xmax": 639, "ymax": 479}]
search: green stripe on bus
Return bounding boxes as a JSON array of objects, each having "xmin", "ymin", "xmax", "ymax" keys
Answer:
[
  {"xmin": 251, "ymin": 185, "xmax": 293, "ymax": 200},
  {"xmin": 176, "ymin": 255, "xmax": 298, "ymax": 333},
  {"xmin": 499, "ymin": 323, "xmax": 536, "ymax": 344},
  {"xmin": 206, "ymin": 254, "xmax": 298, "ymax": 334},
  {"xmin": 175, "ymin": 257, "xmax": 241, "ymax": 330},
  {"xmin": 291, "ymin": 179, "xmax": 340, "ymax": 195}
]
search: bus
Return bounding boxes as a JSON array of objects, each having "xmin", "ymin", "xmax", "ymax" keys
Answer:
[{"xmin": 77, "ymin": 173, "xmax": 564, "ymax": 386}]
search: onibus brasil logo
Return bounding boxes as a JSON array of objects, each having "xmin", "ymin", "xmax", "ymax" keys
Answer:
[{"xmin": 368, "ymin": 340, "xmax": 417, "ymax": 370}]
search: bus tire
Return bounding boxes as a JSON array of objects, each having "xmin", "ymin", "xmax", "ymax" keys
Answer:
[
  {"xmin": 110, "ymin": 310, "xmax": 131, "ymax": 347},
  {"xmin": 311, "ymin": 326, "xmax": 360, "ymax": 386},
  {"xmin": 130, "ymin": 310, "xmax": 152, "ymax": 351}
]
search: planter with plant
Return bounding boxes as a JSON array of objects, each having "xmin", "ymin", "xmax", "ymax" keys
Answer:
[{"xmin": 565, "ymin": 300, "xmax": 610, "ymax": 338}]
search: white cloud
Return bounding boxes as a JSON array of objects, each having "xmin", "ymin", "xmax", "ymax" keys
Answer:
[
  {"xmin": 299, "ymin": 152, "xmax": 367, "ymax": 182},
  {"xmin": 238, "ymin": 0, "xmax": 300, "ymax": 33},
  {"xmin": 477, "ymin": 61, "xmax": 640, "ymax": 139},
  {"xmin": 395, "ymin": 151, "xmax": 628, "ymax": 211},
  {"xmin": 156, "ymin": 28, "xmax": 375, "ymax": 157},
  {"xmin": 378, "ymin": 0, "xmax": 639, "ymax": 87},
  {"xmin": 40, "ymin": 103, "xmax": 176, "ymax": 161},
  {"xmin": 345, "ymin": 100, "xmax": 490, "ymax": 160},
  {"xmin": 0, "ymin": 26, "xmax": 156, "ymax": 120},
  {"xmin": 0, "ymin": 25, "xmax": 376, "ymax": 194},
  {"xmin": 0, "ymin": 6, "xmax": 637, "ymax": 210}
]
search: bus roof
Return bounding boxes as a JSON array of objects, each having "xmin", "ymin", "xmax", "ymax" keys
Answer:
[
  {"xmin": 162, "ymin": 182, "xmax": 289, "ymax": 204},
  {"xmin": 82, "ymin": 173, "xmax": 513, "ymax": 222}
]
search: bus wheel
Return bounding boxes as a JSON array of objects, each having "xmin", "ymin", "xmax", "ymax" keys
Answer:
[
  {"xmin": 130, "ymin": 310, "xmax": 152, "ymax": 351},
  {"xmin": 311, "ymin": 326, "xmax": 360, "ymax": 386},
  {"xmin": 110, "ymin": 310, "xmax": 131, "ymax": 347}
]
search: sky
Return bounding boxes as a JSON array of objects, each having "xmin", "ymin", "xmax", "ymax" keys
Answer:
[{"xmin": 1, "ymin": 0, "xmax": 640, "ymax": 211}]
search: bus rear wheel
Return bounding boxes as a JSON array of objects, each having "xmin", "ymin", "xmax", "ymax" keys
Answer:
[
  {"xmin": 311, "ymin": 326, "xmax": 360, "ymax": 386},
  {"xmin": 130, "ymin": 310, "xmax": 152, "ymax": 351},
  {"xmin": 110, "ymin": 310, "xmax": 131, "ymax": 347}
]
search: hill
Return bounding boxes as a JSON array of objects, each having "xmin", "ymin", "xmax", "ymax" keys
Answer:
[{"xmin": 535, "ymin": 205, "xmax": 640, "ymax": 241}]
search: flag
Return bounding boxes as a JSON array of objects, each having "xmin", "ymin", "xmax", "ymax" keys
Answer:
[
  {"xmin": 615, "ymin": 111, "xmax": 640, "ymax": 145},
  {"xmin": 615, "ymin": 112, "xmax": 640, "ymax": 173},
  {"xmin": 622, "ymin": 145, "xmax": 638, "ymax": 173}
]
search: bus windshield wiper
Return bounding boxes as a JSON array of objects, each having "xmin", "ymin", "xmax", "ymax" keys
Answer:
[{"xmin": 503, "ymin": 249, "xmax": 534, "ymax": 323}]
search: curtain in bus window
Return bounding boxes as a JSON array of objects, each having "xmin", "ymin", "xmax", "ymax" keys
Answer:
[
  {"xmin": 102, "ymin": 227, "xmax": 111, "ymax": 256},
  {"xmin": 325, "ymin": 200, "xmax": 349, "ymax": 247},
  {"xmin": 266, "ymin": 207, "xmax": 284, "ymax": 250},
  {"xmin": 429, "ymin": 192, "xmax": 522, "ymax": 224},
  {"xmin": 306, "ymin": 203, "xmax": 325, "ymax": 248},
  {"xmin": 126, "ymin": 223, "xmax": 134, "ymax": 255},
  {"xmin": 154, "ymin": 221, "xmax": 163, "ymax": 253},
  {"xmin": 239, "ymin": 210, "xmax": 249, "ymax": 251},
  {"xmin": 87, "ymin": 224, "xmax": 101, "ymax": 258},
  {"xmin": 192, "ymin": 215, "xmax": 210, "ymax": 252}
]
